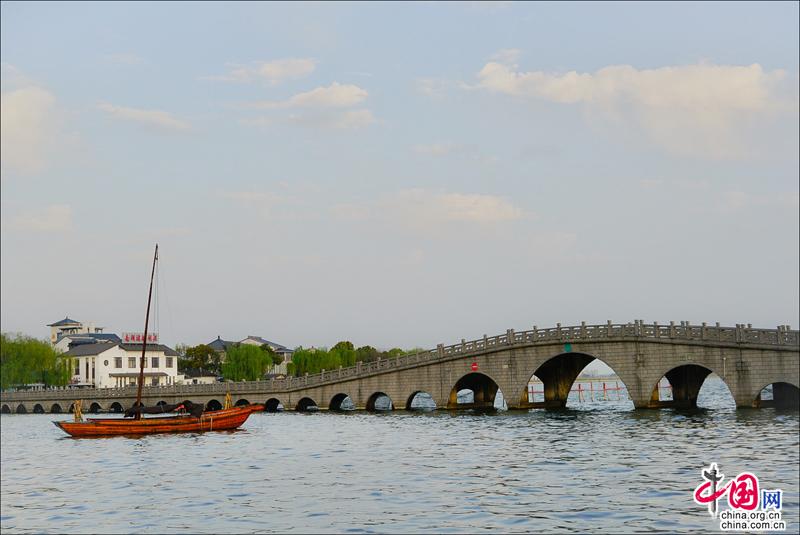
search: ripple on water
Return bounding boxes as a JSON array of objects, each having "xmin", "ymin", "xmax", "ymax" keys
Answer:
[{"xmin": 1, "ymin": 379, "xmax": 798, "ymax": 533}]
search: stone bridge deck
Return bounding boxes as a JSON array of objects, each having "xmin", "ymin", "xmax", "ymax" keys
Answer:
[{"xmin": 2, "ymin": 321, "xmax": 798, "ymax": 414}]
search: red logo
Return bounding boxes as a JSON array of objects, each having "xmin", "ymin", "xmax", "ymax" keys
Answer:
[
  {"xmin": 693, "ymin": 463, "xmax": 760, "ymax": 517},
  {"xmin": 471, "ymin": 362, "xmax": 478, "ymax": 371}
]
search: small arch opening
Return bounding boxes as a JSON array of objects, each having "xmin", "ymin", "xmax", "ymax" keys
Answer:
[
  {"xmin": 50, "ymin": 403, "xmax": 63, "ymax": 414},
  {"xmin": 1, "ymin": 405, "xmax": 10, "ymax": 414},
  {"xmin": 33, "ymin": 404, "xmax": 45, "ymax": 414},
  {"xmin": 15, "ymin": 405, "xmax": 28, "ymax": 414},
  {"xmin": 88, "ymin": 402, "xmax": 102, "ymax": 414},
  {"xmin": 448, "ymin": 372, "xmax": 504, "ymax": 410},
  {"xmin": 235, "ymin": 399, "xmax": 250, "ymax": 407},
  {"xmin": 264, "ymin": 398, "xmax": 283, "ymax": 412},
  {"xmin": 406, "ymin": 391, "xmax": 437, "ymax": 411},
  {"xmin": 206, "ymin": 399, "xmax": 223, "ymax": 411},
  {"xmin": 109, "ymin": 402, "xmax": 123, "ymax": 413},
  {"xmin": 366, "ymin": 392, "xmax": 393, "ymax": 412},
  {"xmin": 649, "ymin": 365, "xmax": 735, "ymax": 409},
  {"xmin": 156, "ymin": 400, "xmax": 167, "ymax": 407},
  {"xmin": 296, "ymin": 397, "xmax": 318, "ymax": 412},
  {"xmin": 756, "ymin": 382, "xmax": 800, "ymax": 410},
  {"xmin": 329, "ymin": 393, "xmax": 355, "ymax": 411}
]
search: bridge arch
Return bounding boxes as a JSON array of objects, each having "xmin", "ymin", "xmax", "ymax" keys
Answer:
[
  {"xmin": 88, "ymin": 402, "xmax": 102, "ymax": 414},
  {"xmin": 235, "ymin": 399, "xmax": 250, "ymax": 407},
  {"xmin": 296, "ymin": 397, "xmax": 318, "ymax": 412},
  {"xmin": 264, "ymin": 398, "xmax": 282, "ymax": 412},
  {"xmin": 109, "ymin": 402, "xmax": 123, "ymax": 413},
  {"xmin": 156, "ymin": 400, "xmax": 167, "ymax": 407},
  {"xmin": 516, "ymin": 352, "xmax": 634, "ymax": 410},
  {"xmin": 406, "ymin": 391, "xmax": 437, "ymax": 411},
  {"xmin": 366, "ymin": 392, "xmax": 393, "ymax": 412},
  {"xmin": 329, "ymin": 393, "xmax": 354, "ymax": 411},
  {"xmin": 16, "ymin": 404, "xmax": 27, "ymax": 414},
  {"xmin": 1, "ymin": 404, "xmax": 10, "ymax": 414},
  {"xmin": 448, "ymin": 372, "xmax": 503, "ymax": 410},
  {"xmin": 206, "ymin": 399, "xmax": 223, "ymax": 411},
  {"xmin": 50, "ymin": 403, "xmax": 63, "ymax": 414},
  {"xmin": 33, "ymin": 404, "xmax": 45, "ymax": 414},
  {"xmin": 754, "ymin": 381, "xmax": 800, "ymax": 409},
  {"xmin": 647, "ymin": 362, "xmax": 734, "ymax": 409}
]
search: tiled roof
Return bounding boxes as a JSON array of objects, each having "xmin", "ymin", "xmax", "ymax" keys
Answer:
[
  {"xmin": 118, "ymin": 343, "xmax": 180, "ymax": 356},
  {"xmin": 47, "ymin": 317, "xmax": 82, "ymax": 327},
  {"xmin": 58, "ymin": 333, "xmax": 122, "ymax": 345},
  {"xmin": 208, "ymin": 337, "xmax": 236, "ymax": 351},
  {"xmin": 241, "ymin": 335, "xmax": 287, "ymax": 349},
  {"xmin": 62, "ymin": 343, "xmax": 118, "ymax": 357}
]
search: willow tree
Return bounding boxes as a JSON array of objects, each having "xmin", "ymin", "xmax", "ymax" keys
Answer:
[
  {"xmin": 0, "ymin": 333, "xmax": 73, "ymax": 389},
  {"xmin": 221, "ymin": 344, "xmax": 272, "ymax": 381}
]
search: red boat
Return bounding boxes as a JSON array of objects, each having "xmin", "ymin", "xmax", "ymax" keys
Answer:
[
  {"xmin": 53, "ymin": 244, "xmax": 263, "ymax": 438},
  {"xmin": 54, "ymin": 404, "xmax": 262, "ymax": 437}
]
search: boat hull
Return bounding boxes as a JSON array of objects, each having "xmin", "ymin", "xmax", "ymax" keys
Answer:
[{"xmin": 54, "ymin": 405, "xmax": 263, "ymax": 437}]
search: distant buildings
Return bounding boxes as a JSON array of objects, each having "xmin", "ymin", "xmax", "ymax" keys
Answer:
[
  {"xmin": 208, "ymin": 335, "xmax": 294, "ymax": 375},
  {"xmin": 47, "ymin": 317, "xmax": 105, "ymax": 345},
  {"xmin": 63, "ymin": 342, "xmax": 181, "ymax": 388}
]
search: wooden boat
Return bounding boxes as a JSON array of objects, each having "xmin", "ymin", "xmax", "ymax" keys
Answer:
[
  {"xmin": 54, "ymin": 244, "xmax": 261, "ymax": 438},
  {"xmin": 54, "ymin": 404, "xmax": 263, "ymax": 437}
]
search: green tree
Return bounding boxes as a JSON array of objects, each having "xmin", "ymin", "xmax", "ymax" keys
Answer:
[
  {"xmin": 222, "ymin": 344, "xmax": 271, "ymax": 381},
  {"xmin": 180, "ymin": 344, "xmax": 221, "ymax": 374},
  {"xmin": 260, "ymin": 344, "xmax": 283, "ymax": 367},
  {"xmin": 1, "ymin": 333, "xmax": 73, "ymax": 389}
]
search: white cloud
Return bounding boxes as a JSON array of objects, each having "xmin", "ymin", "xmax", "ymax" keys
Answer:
[
  {"xmin": 204, "ymin": 58, "xmax": 316, "ymax": 84},
  {"xmin": 249, "ymin": 82, "xmax": 368, "ymax": 109},
  {"xmin": 4, "ymin": 204, "xmax": 72, "ymax": 232},
  {"xmin": 1, "ymin": 86, "xmax": 56, "ymax": 173},
  {"xmin": 98, "ymin": 103, "xmax": 191, "ymax": 131},
  {"xmin": 333, "ymin": 189, "xmax": 527, "ymax": 225},
  {"xmin": 473, "ymin": 60, "xmax": 798, "ymax": 157},
  {"xmin": 416, "ymin": 77, "xmax": 449, "ymax": 98}
]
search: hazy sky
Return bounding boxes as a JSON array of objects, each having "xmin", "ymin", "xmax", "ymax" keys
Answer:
[{"xmin": 2, "ymin": 1, "xmax": 798, "ymax": 350}]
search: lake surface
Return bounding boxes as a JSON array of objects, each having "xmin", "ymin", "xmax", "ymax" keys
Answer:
[{"xmin": 2, "ymin": 377, "xmax": 798, "ymax": 533}]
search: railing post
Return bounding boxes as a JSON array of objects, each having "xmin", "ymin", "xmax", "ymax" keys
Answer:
[
  {"xmin": 357, "ymin": 361, "xmax": 362, "ymax": 374},
  {"xmin": 580, "ymin": 321, "xmax": 586, "ymax": 338},
  {"xmin": 606, "ymin": 320, "xmax": 612, "ymax": 337},
  {"xmin": 701, "ymin": 322, "xmax": 707, "ymax": 340},
  {"xmin": 461, "ymin": 339, "xmax": 466, "ymax": 352},
  {"xmin": 556, "ymin": 323, "xmax": 562, "ymax": 339},
  {"xmin": 532, "ymin": 326, "xmax": 538, "ymax": 342},
  {"xmin": 669, "ymin": 321, "xmax": 676, "ymax": 338},
  {"xmin": 437, "ymin": 344, "xmax": 444, "ymax": 358},
  {"xmin": 483, "ymin": 335, "xmax": 488, "ymax": 348},
  {"xmin": 507, "ymin": 329, "xmax": 515, "ymax": 345}
]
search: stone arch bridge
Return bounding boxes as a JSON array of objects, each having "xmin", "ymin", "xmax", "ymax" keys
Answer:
[{"xmin": 2, "ymin": 321, "xmax": 798, "ymax": 415}]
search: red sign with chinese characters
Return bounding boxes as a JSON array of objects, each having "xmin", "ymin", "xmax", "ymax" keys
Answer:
[
  {"xmin": 122, "ymin": 332, "xmax": 158, "ymax": 343},
  {"xmin": 471, "ymin": 362, "xmax": 479, "ymax": 371}
]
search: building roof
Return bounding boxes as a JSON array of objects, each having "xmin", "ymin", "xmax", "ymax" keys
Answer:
[
  {"xmin": 241, "ymin": 335, "xmax": 287, "ymax": 350},
  {"xmin": 63, "ymin": 342, "xmax": 180, "ymax": 357},
  {"xmin": 118, "ymin": 343, "xmax": 180, "ymax": 356},
  {"xmin": 48, "ymin": 317, "xmax": 82, "ymax": 327},
  {"xmin": 62, "ymin": 343, "xmax": 118, "ymax": 357},
  {"xmin": 57, "ymin": 333, "xmax": 122, "ymax": 345},
  {"xmin": 208, "ymin": 336, "xmax": 236, "ymax": 352}
]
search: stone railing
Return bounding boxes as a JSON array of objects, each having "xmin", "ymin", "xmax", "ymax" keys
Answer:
[{"xmin": 2, "ymin": 321, "xmax": 797, "ymax": 402}]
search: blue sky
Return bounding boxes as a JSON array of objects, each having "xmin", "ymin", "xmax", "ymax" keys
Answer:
[{"xmin": 2, "ymin": 1, "xmax": 798, "ymax": 349}]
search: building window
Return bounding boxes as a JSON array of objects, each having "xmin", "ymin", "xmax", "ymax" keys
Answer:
[
  {"xmin": 74, "ymin": 360, "xmax": 80, "ymax": 375},
  {"xmin": 115, "ymin": 358, "xmax": 122, "ymax": 369},
  {"xmin": 152, "ymin": 357, "xmax": 159, "ymax": 368},
  {"xmin": 151, "ymin": 377, "xmax": 159, "ymax": 386},
  {"xmin": 166, "ymin": 357, "xmax": 173, "ymax": 368},
  {"xmin": 128, "ymin": 357, "xmax": 136, "ymax": 368}
]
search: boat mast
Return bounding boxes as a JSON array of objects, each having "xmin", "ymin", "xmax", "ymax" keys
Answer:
[{"xmin": 134, "ymin": 244, "xmax": 158, "ymax": 420}]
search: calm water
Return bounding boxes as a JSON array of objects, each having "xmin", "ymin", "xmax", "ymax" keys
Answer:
[{"xmin": 2, "ymin": 377, "xmax": 798, "ymax": 533}]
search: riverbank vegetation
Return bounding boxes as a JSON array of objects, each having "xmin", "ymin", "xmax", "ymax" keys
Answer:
[
  {"xmin": 287, "ymin": 342, "xmax": 425, "ymax": 377},
  {"xmin": 0, "ymin": 333, "xmax": 73, "ymax": 389}
]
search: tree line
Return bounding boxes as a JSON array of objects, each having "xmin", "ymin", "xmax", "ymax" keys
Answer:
[
  {"xmin": 1, "ymin": 333, "xmax": 73, "ymax": 389},
  {"xmin": 175, "ymin": 340, "xmax": 425, "ymax": 381}
]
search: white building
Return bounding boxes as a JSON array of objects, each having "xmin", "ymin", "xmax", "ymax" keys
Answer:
[
  {"xmin": 63, "ymin": 342, "xmax": 180, "ymax": 388},
  {"xmin": 47, "ymin": 317, "xmax": 104, "ymax": 344}
]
